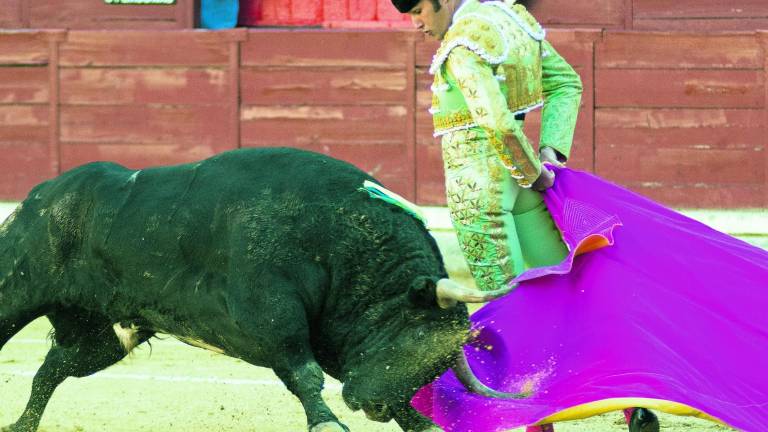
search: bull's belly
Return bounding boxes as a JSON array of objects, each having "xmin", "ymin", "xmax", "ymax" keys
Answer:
[
  {"xmin": 173, "ymin": 335, "xmax": 225, "ymax": 354},
  {"xmin": 111, "ymin": 319, "xmax": 271, "ymax": 367}
]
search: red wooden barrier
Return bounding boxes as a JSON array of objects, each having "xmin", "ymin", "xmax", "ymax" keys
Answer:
[
  {"xmin": 1, "ymin": 0, "xmax": 767, "ymax": 30},
  {"xmin": 240, "ymin": 30, "xmax": 415, "ymax": 199},
  {"xmin": 58, "ymin": 30, "xmax": 238, "ymax": 172},
  {"xmin": 0, "ymin": 31, "xmax": 60, "ymax": 199},
  {"xmin": 595, "ymin": 32, "xmax": 766, "ymax": 208},
  {"xmin": 0, "ymin": 29, "xmax": 765, "ymax": 209},
  {"xmin": 633, "ymin": 0, "xmax": 768, "ymax": 31}
]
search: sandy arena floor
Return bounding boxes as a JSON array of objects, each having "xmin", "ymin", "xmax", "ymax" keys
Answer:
[{"xmin": 0, "ymin": 319, "xmax": 735, "ymax": 432}]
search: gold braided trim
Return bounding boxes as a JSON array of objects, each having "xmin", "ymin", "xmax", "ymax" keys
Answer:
[{"xmin": 433, "ymin": 109, "xmax": 475, "ymax": 134}]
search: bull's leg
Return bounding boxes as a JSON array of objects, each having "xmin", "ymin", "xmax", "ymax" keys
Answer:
[
  {"xmin": 2, "ymin": 311, "xmax": 150, "ymax": 432},
  {"xmin": 272, "ymin": 357, "xmax": 347, "ymax": 432},
  {"xmin": 0, "ymin": 312, "xmax": 39, "ymax": 352},
  {"xmin": 232, "ymin": 282, "xmax": 347, "ymax": 432}
]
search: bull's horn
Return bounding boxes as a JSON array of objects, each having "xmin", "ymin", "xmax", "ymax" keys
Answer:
[
  {"xmin": 435, "ymin": 278, "xmax": 516, "ymax": 309},
  {"xmin": 452, "ymin": 350, "xmax": 530, "ymax": 399}
]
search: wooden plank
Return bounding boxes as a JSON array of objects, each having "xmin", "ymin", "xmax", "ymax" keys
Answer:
[
  {"xmin": 596, "ymin": 108, "xmax": 764, "ymax": 130},
  {"xmin": 228, "ymin": 37, "xmax": 241, "ymax": 156},
  {"xmin": 526, "ymin": 0, "xmax": 624, "ymax": 28},
  {"xmin": 414, "ymin": 62, "xmax": 444, "ymax": 204},
  {"xmin": 415, "ymin": 37, "xmax": 440, "ymax": 68},
  {"xmin": 60, "ymin": 31, "xmax": 232, "ymax": 67},
  {"xmin": 596, "ymin": 145, "xmax": 764, "ymax": 186},
  {"xmin": 240, "ymin": 68, "xmax": 408, "ymax": 105},
  {"xmin": 405, "ymin": 33, "xmax": 417, "ymax": 203},
  {"xmin": 597, "ymin": 69, "xmax": 765, "ymax": 108},
  {"xmin": 415, "ymin": 138, "xmax": 445, "ymax": 205},
  {"xmin": 595, "ymin": 108, "xmax": 765, "ymax": 187},
  {"xmin": 597, "ymin": 32, "xmax": 763, "ymax": 69},
  {"xmin": 624, "ymin": 0, "xmax": 633, "ymax": 29},
  {"xmin": 60, "ymin": 105, "xmax": 231, "ymax": 147},
  {"xmin": 0, "ymin": 142, "xmax": 51, "ymax": 199},
  {"xmin": 634, "ymin": 18, "xmax": 768, "ymax": 32},
  {"xmin": 175, "ymin": 0, "xmax": 195, "ymax": 29},
  {"xmin": 545, "ymin": 30, "xmax": 603, "ymax": 49},
  {"xmin": 0, "ymin": 31, "xmax": 50, "ymax": 65},
  {"xmin": 0, "ymin": 67, "xmax": 49, "ymax": 104},
  {"xmin": 28, "ymin": 0, "xmax": 180, "ymax": 29},
  {"xmin": 60, "ymin": 142, "xmax": 235, "ymax": 172},
  {"xmin": 48, "ymin": 36, "xmax": 61, "ymax": 177},
  {"xmin": 0, "ymin": 0, "xmax": 22, "ymax": 27},
  {"xmin": 60, "ymin": 68, "xmax": 228, "ymax": 105},
  {"xmin": 762, "ymin": 31, "xmax": 768, "ymax": 208},
  {"xmin": 240, "ymin": 105, "xmax": 408, "ymax": 146},
  {"xmin": 595, "ymin": 110, "xmax": 765, "ymax": 166},
  {"xmin": 60, "ymin": 146, "xmax": 233, "ymax": 174},
  {"xmin": 634, "ymin": 0, "xmax": 768, "ymax": 19},
  {"xmin": 0, "ymin": 105, "xmax": 49, "ymax": 144},
  {"xmin": 243, "ymin": 30, "xmax": 410, "ymax": 67}
]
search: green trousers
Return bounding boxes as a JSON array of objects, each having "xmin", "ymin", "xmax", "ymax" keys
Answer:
[{"xmin": 442, "ymin": 129, "xmax": 568, "ymax": 291}]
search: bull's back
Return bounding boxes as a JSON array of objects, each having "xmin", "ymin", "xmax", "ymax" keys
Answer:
[{"xmin": 7, "ymin": 148, "xmax": 372, "ymax": 298}]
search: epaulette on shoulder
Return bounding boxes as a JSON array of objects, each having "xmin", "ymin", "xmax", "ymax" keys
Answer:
[
  {"xmin": 486, "ymin": 1, "xmax": 545, "ymax": 41},
  {"xmin": 428, "ymin": 12, "xmax": 508, "ymax": 75}
]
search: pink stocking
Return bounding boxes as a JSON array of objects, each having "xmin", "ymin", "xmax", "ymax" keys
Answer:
[
  {"xmin": 623, "ymin": 408, "xmax": 635, "ymax": 424},
  {"xmin": 525, "ymin": 424, "xmax": 555, "ymax": 432}
]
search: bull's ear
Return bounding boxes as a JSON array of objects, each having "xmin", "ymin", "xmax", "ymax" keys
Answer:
[{"xmin": 407, "ymin": 276, "xmax": 438, "ymax": 308}]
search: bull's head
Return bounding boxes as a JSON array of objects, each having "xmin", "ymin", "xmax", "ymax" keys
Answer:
[{"xmin": 340, "ymin": 276, "xmax": 526, "ymax": 428}]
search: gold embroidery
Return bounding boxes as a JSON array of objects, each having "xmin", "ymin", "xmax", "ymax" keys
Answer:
[{"xmin": 433, "ymin": 109, "xmax": 475, "ymax": 133}]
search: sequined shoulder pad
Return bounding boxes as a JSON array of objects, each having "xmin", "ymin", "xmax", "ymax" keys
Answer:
[
  {"xmin": 428, "ymin": 13, "xmax": 508, "ymax": 75},
  {"xmin": 487, "ymin": 1, "xmax": 545, "ymax": 41}
]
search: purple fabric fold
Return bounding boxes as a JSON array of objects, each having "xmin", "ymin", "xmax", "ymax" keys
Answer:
[{"xmin": 413, "ymin": 167, "xmax": 768, "ymax": 432}]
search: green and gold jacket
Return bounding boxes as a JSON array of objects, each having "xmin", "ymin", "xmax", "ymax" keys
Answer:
[{"xmin": 430, "ymin": 0, "xmax": 582, "ymax": 187}]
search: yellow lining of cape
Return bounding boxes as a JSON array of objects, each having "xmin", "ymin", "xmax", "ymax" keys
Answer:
[{"xmin": 534, "ymin": 398, "xmax": 727, "ymax": 426}]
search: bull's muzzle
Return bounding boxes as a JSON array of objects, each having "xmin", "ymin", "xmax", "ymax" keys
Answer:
[{"xmin": 362, "ymin": 402, "xmax": 392, "ymax": 422}]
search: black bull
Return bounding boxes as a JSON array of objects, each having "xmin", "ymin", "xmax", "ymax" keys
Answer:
[{"xmin": 0, "ymin": 148, "xmax": 521, "ymax": 432}]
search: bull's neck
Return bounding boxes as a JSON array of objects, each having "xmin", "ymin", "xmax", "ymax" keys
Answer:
[{"xmin": 315, "ymin": 205, "xmax": 446, "ymax": 373}]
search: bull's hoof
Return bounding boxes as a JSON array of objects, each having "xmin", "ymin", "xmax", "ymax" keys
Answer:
[
  {"xmin": 628, "ymin": 408, "xmax": 660, "ymax": 432},
  {"xmin": 310, "ymin": 421, "xmax": 348, "ymax": 432}
]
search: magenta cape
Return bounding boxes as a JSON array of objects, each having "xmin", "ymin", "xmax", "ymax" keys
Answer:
[{"xmin": 412, "ymin": 167, "xmax": 768, "ymax": 431}]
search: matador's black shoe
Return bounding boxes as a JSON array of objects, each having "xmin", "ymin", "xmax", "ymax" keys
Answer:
[{"xmin": 628, "ymin": 408, "xmax": 660, "ymax": 432}]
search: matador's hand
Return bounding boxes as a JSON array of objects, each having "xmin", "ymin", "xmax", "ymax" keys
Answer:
[
  {"xmin": 539, "ymin": 146, "xmax": 564, "ymax": 167},
  {"xmin": 531, "ymin": 166, "xmax": 555, "ymax": 192}
]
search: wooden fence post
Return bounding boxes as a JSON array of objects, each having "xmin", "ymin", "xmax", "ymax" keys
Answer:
[
  {"xmin": 46, "ymin": 30, "xmax": 66, "ymax": 177},
  {"xmin": 761, "ymin": 31, "xmax": 768, "ymax": 208}
]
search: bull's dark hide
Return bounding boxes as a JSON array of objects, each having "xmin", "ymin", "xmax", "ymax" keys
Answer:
[{"xmin": 0, "ymin": 147, "xmax": 469, "ymax": 432}]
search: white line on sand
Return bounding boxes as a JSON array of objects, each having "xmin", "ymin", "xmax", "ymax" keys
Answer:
[
  {"xmin": 1, "ymin": 339, "xmax": 343, "ymax": 390},
  {"xmin": 0, "ymin": 369, "xmax": 345, "ymax": 389},
  {"xmin": 0, "ymin": 369, "xmax": 343, "ymax": 390}
]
